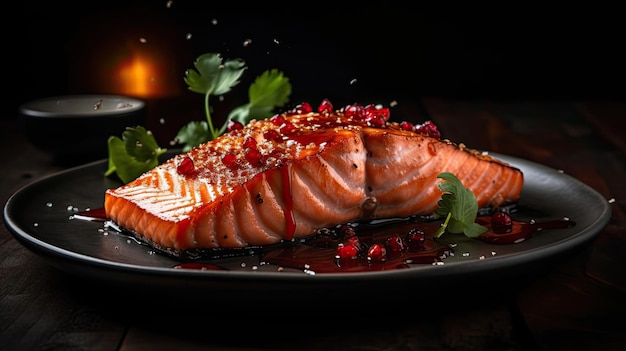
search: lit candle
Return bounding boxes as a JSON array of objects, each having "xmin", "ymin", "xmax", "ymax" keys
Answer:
[{"xmin": 19, "ymin": 95, "xmax": 147, "ymax": 165}]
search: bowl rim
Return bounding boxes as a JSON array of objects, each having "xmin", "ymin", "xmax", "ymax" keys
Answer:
[{"xmin": 19, "ymin": 94, "xmax": 146, "ymax": 118}]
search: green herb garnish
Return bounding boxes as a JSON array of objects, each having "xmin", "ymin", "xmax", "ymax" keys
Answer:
[
  {"xmin": 222, "ymin": 68, "xmax": 292, "ymax": 134},
  {"xmin": 104, "ymin": 126, "xmax": 167, "ymax": 184},
  {"xmin": 176, "ymin": 53, "xmax": 291, "ymax": 151},
  {"xmin": 178, "ymin": 53, "xmax": 246, "ymax": 147},
  {"xmin": 433, "ymin": 171, "xmax": 488, "ymax": 238},
  {"xmin": 106, "ymin": 52, "xmax": 292, "ymax": 182}
]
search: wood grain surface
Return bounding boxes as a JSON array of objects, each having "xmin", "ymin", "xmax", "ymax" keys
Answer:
[{"xmin": 2, "ymin": 98, "xmax": 624, "ymax": 350}]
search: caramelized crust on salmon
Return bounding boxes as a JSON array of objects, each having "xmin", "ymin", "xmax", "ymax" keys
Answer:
[{"xmin": 104, "ymin": 103, "xmax": 523, "ymax": 251}]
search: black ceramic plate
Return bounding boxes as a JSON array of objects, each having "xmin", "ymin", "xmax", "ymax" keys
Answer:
[{"xmin": 3, "ymin": 153, "xmax": 611, "ymax": 303}]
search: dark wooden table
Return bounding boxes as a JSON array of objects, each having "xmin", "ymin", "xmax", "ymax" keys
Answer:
[{"xmin": 2, "ymin": 98, "xmax": 625, "ymax": 350}]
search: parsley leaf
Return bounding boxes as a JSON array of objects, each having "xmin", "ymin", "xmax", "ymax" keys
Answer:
[
  {"xmin": 433, "ymin": 172, "xmax": 488, "ymax": 238},
  {"xmin": 177, "ymin": 54, "xmax": 292, "ymax": 151},
  {"xmin": 174, "ymin": 120, "xmax": 210, "ymax": 153},
  {"xmin": 182, "ymin": 53, "xmax": 247, "ymax": 144},
  {"xmin": 104, "ymin": 126, "xmax": 167, "ymax": 184},
  {"xmin": 221, "ymin": 68, "xmax": 292, "ymax": 134}
]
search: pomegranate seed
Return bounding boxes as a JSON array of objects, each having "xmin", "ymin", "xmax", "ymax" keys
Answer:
[
  {"xmin": 293, "ymin": 102, "xmax": 312, "ymax": 114},
  {"xmin": 492, "ymin": 212, "xmax": 512, "ymax": 225},
  {"xmin": 367, "ymin": 244, "xmax": 387, "ymax": 262},
  {"xmin": 280, "ymin": 121, "xmax": 296, "ymax": 134},
  {"xmin": 300, "ymin": 102, "xmax": 313, "ymax": 113},
  {"xmin": 368, "ymin": 116, "xmax": 385, "ymax": 128},
  {"xmin": 345, "ymin": 236, "xmax": 362, "ymax": 252},
  {"xmin": 363, "ymin": 104, "xmax": 378, "ymax": 115},
  {"xmin": 343, "ymin": 103, "xmax": 365, "ymax": 119},
  {"xmin": 227, "ymin": 120, "xmax": 244, "ymax": 132},
  {"xmin": 270, "ymin": 115, "xmax": 286, "ymax": 126},
  {"xmin": 243, "ymin": 136, "xmax": 257, "ymax": 149},
  {"xmin": 385, "ymin": 234, "xmax": 405, "ymax": 253},
  {"xmin": 244, "ymin": 149, "xmax": 263, "ymax": 165},
  {"xmin": 263, "ymin": 129, "xmax": 281, "ymax": 141},
  {"xmin": 414, "ymin": 123, "xmax": 428, "ymax": 135},
  {"xmin": 363, "ymin": 105, "xmax": 390, "ymax": 122},
  {"xmin": 176, "ymin": 157, "xmax": 195, "ymax": 175},
  {"xmin": 399, "ymin": 121, "xmax": 414, "ymax": 131},
  {"xmin": 405, "ymin": 228, "xmax": 426, "ymax": 251},
  {"xmin": 336, "ymin": 243, "xmax": 359, "ymax": 259},
  {"xmin": 318, "ymin": 99, "xmax": 333, "ymax": 114},
  {"xmin": 415, "ymin": 121, "xmax": 441, "ymax": 139},
  {"xmin": 222, "ymin": 153, "xmax": 237, "ymax": 166},
  {"xmin": 492, "ymin": 212, "xmax": 513, "ymax": 234},
  {"xmin": 378, "ymin": 107, "xmax": 390, "ymax": 121}
]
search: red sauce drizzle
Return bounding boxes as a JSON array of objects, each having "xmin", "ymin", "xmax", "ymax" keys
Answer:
[
  {"xmin": 280, "ymin": 164, "xmax": 296, "ymax": 240},
  {"xmin": 73, "ymin": 208, "xmax": 107, "ymax": 221}
]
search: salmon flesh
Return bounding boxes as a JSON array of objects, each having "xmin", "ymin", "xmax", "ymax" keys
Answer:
[{"xmin": 104, "ymin": 103, "xmax": 523, "ymax": 251}]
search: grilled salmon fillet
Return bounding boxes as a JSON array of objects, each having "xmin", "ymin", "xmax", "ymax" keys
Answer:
[{"xmin": 104, "ymin": 101, "xmax": 523, "ymax": 251}]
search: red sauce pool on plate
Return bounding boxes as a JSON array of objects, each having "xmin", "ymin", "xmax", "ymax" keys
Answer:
[{"xmin": 76, "ymin": 209, "xmax": 575, "ymax": 274}]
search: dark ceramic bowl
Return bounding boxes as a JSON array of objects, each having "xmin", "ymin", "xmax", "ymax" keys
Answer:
[{"xmin": 19, "ymin": 95, "xmax": 146, "ymax": 165}]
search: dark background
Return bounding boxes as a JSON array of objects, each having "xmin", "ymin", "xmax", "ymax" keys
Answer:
[{"xmin": 3, "ymin": 1, "xmax": 625, "ymax": 121}]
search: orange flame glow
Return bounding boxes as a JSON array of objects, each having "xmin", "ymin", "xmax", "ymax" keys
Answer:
[
  {"xmin": 68, "ymin": 17, "xmax": 187, "ymax": 99},
  {"xmin": 116, "ymin": 53, "xmax": 167, "ymax": 98}
]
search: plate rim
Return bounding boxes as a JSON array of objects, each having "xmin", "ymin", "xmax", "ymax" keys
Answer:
[{"xmin": 3, "ymin": 152, "xmax": 612, "ymax": 284}]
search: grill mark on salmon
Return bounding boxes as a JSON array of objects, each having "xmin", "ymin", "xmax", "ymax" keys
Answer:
[{"xmin": 105, "ymin": 106, "xmax": 524, "ymax": 251}]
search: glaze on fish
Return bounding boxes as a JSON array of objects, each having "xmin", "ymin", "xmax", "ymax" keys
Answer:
[{"xmin": 104, "ymin": 102, "xmax": 523, "ymax": 251}]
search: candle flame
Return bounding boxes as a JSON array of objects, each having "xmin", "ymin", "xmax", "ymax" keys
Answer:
[
  {"xmin": 117, "ymin": 54, "xmax": 165, "ymax": 98},
  {"xmin": 69, "ymin": 18, "xmax": 186, "ymax": 99}
]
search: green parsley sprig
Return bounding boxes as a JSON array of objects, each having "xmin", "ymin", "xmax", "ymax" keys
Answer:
[
  {"xmin": 104, "ymin": 126, "xmax": 167, "ymax": 184},
  {"xmin": 105, "ymin": 52, "xmax": 292, "ymax": 183},
  {"xmin": 433, "ymin": 172, "xmax": 488, "ymax": 238},
  {"xmin": 177, "ymin": 53, "xmax": 291, "ymax": 151}
]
